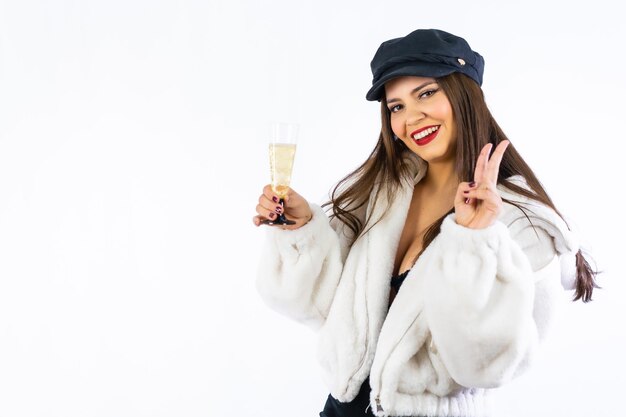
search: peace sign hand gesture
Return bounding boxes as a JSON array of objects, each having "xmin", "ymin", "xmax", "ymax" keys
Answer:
[{"xmin": 454, "ymin": 141, "xmax": 510, "ymax": 229}]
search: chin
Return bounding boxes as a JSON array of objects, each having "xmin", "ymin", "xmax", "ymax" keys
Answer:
[
  {"xmin": 410, "ymin": 145, "xmax": 451, "ymax": 164},
  {"xmin": 416, "ymin": 140, "xmax": 456, "ymax": 164}
]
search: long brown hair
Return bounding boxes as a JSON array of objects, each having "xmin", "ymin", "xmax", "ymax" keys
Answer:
[{"xmin": 323, "ymin": 72, "xmax": 598, "ymax": 302}]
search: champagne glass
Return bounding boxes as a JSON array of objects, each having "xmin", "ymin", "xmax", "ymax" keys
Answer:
[{"xmin": 262, "ymin": 122, "xmax": 299, "ymax": 226}]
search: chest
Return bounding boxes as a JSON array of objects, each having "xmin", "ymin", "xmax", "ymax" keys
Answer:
[{"xmin": 392, "ymin": 185, "xmax": 455, "ymax": 275}]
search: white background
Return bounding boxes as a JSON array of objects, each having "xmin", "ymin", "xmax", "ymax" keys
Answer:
[{"xmin": 0, "ymin": 0, "xmax": 624, "ymax": 416}]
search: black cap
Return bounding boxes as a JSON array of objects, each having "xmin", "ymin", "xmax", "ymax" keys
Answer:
[{"xmin": 366, "ymin": 29, "xmax": 484, "ymax": 101}]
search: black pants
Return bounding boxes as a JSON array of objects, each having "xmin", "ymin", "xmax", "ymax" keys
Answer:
[
  {"xmin": 319, "ymin": 377, "xmax": 429, "ymax": 417},
  {"xmin": 319, "ymin": 377, "xmax": 376, "ymax": 417}
]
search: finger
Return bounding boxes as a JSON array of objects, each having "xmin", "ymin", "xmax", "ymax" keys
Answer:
[
  {"xmin": 485, "ymin": 140, "xmax": 510, "ymax": 183},
  {"xmin": 258, "ymin": 194, "xmax": 284, "ymax": 215},
  {"xmin": 462, "ymin": 187, "xmax": 499, "ymax": 203},
  {"xmin": 252, "ymin": 215, "xmax": 263, "ymax": 226},
  {"xmin": 473, "ymin": 143, "xmax": 493, "ymax": 184},
  {"xmin": 455, "ymin": 181, "xmax": 475, "ymax": 205},
  {"xmin": 256, "ymin": 203, "xmax": 279, "ymax": 221},
  {"xmin": 263, "ymin": 184, "xmax": 281, "ymax": 204},
  {"xmin": 283, "ymin": 187, "xmax": 299, "ymax": 205},
  {"xmin": 283, "ymin": 190, "xmax": 291, "ymax": 204}
]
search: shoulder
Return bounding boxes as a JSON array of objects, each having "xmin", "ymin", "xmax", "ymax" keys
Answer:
[
  {"xmin": 496, "ymin": 175, "xmax": 577, "ymax": 251},
  {"xmin": 497, "ymin": 175, "xmax": 580, "ymax": 288}
]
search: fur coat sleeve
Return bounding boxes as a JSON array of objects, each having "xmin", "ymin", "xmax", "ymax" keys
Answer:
[
  {"xmin": 421, "ymin": 213, "xmax": 554, "ymax": 388},
  {"xmin": 255, "ymin": 202, "xmax": 365, "ymax": 330},
  {"xmin": 419, "ymin": 183, "xmax": 579, "ymax": 389}
]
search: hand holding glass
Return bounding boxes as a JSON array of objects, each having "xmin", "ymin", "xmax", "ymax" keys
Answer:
[{"xmin": 262, "ymin": 123, "xmax": 298, "ymax": 226}]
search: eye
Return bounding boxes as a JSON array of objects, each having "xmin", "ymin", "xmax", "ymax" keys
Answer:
[
  {"xmin": 419, "ymin": 88, "xmax": 439, "ymax": 99},
  {"xmin": 388, "ymin": 104, "xmax": 403, "ymax": 113}
]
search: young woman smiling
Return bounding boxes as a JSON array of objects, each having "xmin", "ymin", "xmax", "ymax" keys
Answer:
[{"xmin": 253, "ymin": 29, "xmax": 597, "ymax": 417}]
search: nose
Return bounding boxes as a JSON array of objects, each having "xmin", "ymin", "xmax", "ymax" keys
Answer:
[{"xmin": 405, "ymin": 103, "xmax": 425, "ymax": 127}]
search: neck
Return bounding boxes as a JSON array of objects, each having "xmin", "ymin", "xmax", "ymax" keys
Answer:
[{"xmin": 423, "ymin": 161, "xmax": 459, "ymax": 193}]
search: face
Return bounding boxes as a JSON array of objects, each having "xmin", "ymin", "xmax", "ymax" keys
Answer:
[{"xmin": 384, "ymin": 76, "xmax": 456, "ymax": 165}]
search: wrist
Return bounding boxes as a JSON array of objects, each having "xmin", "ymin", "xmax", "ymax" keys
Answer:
[
  {"xmin": 301, "ymin": 212, "xmax": 312, "ymax": 227},
  {"xmin": 279, "ymin": 210, "xmax": 313, "ymax": 231}
]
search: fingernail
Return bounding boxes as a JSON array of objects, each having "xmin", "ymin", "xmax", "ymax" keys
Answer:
[
  {"xmin": 469, "ymin": 181, "xmax": 476, "ymax": 187},
  {"xmin": 464, "ymin": 198, "xmax": 470, "ymax": 204},
  {"xmin": 272, "ymin": 196, "xmax": 278, "ymax": 203},
  {"xmin": 275, "ymin": 206, "xmax": 283, "ymax": 213},
  {"xmin": 463, "ymin": 190, "xmax": 469, "ymax": 194},
  {"xmin": 269, "ymin": 212, "xmax": 276, "ymax": 219}
]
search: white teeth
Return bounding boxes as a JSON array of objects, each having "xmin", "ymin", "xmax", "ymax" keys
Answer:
[{"xmin": 412, "ymin": 125, "xmax": 439, "ymax": 140}]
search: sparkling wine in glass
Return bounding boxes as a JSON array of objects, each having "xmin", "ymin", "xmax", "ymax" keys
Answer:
[{"xmin": 262, "ymin": 122, "xmax": 298, "ymax": 226}]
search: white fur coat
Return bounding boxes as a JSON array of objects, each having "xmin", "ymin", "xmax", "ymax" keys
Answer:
[{"xmin": 256, "ymin": 155, "xmax": 579, "ymax": 417}]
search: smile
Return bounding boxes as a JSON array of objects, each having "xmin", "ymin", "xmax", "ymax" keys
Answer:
[{"xmin": 411, "ymin": 125, "xmax": 440, "ymax": 146}]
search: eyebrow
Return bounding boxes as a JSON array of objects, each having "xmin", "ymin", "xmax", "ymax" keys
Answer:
[{"xmin": 386, "ymin": 81, "xmax": 438, "ymax": 105}]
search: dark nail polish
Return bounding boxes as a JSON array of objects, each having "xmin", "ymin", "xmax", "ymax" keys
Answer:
[
  {"xmin": 269, "ymin": 212, "xmax": 276, "ymax": 219},
  {"xmin": 465, "ymin": 198, "xmax": 470, "ymax": 204},
  {"xmin": 469, "ymin": 181, "xmax": 476, "ymax": 187},
  {"xmin": 463, "ymin": 190, "xmax": 469, "ymax": 194},
  {"xmin": 272, "ymin": 196, "xmax": 278, "ymax": 203},
  {"xmin": 275, "ymin": 206, "xmax": 283, "ymax": 213}
]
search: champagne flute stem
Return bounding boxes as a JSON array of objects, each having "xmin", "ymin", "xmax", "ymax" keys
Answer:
[{"xmin": 275, "ymin": 198, "xmax": 296, "ymax": 225}]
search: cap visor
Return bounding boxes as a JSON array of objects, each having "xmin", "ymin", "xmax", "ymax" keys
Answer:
[{"xmin": 365, "ymin": 63, "xmax": 456, "ymax": 101}]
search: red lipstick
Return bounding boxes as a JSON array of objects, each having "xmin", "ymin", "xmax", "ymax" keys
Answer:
[{"xmin": 410, "ymin": 125, "xmax": 440, "ymax": 147}]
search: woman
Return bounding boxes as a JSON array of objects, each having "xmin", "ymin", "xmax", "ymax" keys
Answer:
[{"xmin": 253, "ymin": 29, "xmax": 597, "ymax": 417}]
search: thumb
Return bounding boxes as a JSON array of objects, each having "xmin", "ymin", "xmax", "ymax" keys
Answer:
[{"xmin": 283, "ymin": 188, "xmax": 300, "ymax": 206}]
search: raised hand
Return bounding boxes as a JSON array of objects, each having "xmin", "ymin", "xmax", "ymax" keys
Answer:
[
  {"xmin": 454, "ymin": 141, "xmax": 510, "ymax": 229},
  {"xmin": 252, "ymin": 185, "xmax": 313, "ymax": 230}
]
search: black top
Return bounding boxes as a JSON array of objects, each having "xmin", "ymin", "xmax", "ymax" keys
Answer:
[
  {"xmin": 319, "ymin": 270, "xmax": 411, "ymax": 417},
  {"xmin": 390, "ymin": 269, "xmax": 410, "ymax": 290}
]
